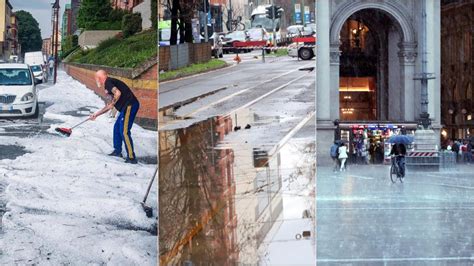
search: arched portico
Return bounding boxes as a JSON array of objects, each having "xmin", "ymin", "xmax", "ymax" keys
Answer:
[{"xmin": 316, "ymin": 0, "xmax": 441, "ymax": 165}]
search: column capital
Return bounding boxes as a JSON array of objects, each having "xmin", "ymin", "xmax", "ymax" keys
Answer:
[
  {"xmin": 330, "ymin": 43, "xmax": 341, "ymax": 65},
  {"xmin": 398, "ymin": 42, "xmax": 417, "ymax": 65}
]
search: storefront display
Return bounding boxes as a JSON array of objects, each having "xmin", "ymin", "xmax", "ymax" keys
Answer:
[{"xmin": 339, "ymin": 123, "xmax": 416, "ymax": 165}]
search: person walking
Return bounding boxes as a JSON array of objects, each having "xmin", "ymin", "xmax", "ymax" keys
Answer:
[
  {"xmin": 48, "ymin": 57, "xmax": 54, "ymax": 78},
  {"xmin": 330, "ymin": 141, "xmax": 340, "ymax": 172},
  {"xmin": 89, "ymin": 70, "xmax": 140, "ymax": 164},
  {"xmin": 452, "ymin": 139, "xmax": 460, "ymax": 163},
  {"xmin": 338, "ymin": 143, "xmax": 349, "ymax": 172},
  {"xmin": 467, "ymin": 141, "xmax": 473, "ymax": 163},
  {"xmin": 461, "ymin": 141, "xmax": 468, "ymax": 163}
]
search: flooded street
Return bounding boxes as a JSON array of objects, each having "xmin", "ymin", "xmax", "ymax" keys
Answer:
[{"xmin": 159, "ymin": 55, "xmax": 316, "ymax": 264}]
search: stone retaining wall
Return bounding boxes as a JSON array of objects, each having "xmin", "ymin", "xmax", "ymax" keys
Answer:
[
  {"xmin": 159, "ymin": 43, "xmax": 212, "ymax": 71},
  {"xmin": 64, "ymin": 60, "xmax": 157, "ymax": 129}
]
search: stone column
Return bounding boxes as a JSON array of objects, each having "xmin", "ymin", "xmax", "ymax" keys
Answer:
[
  {"xmin": 398, "ymin": 42, "xmax": 417, "ymax": 122},
  {"xmin": 316, "ymin": 0, "xmax": 334, "ymax": 166},
  {"xmin": 316, "ymin": 0, "xmax": 331, "ymax": 123},
  {"xmin": 425, "ymin": 0, "xmax": 441, "ymax": 127},
  {"xmin": 330, "ymin": 43, "xmax": 341, "ymax": 121}
]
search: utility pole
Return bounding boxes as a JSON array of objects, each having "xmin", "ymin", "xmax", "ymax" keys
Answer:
[
  {"xmin": 271, "ymin": 0, "xmax": 275, "ymax": 49},
  {"xmin": 53, "ymin": 0, "xmax": 60, "ymax": 84},
  {"xmin": 414, "ymin": 0, "xmax": 435, "ymax": 129},
  {"xmin": 229, "ymin": 0, "xmax": 233, "ymax": 31},
  {"xmin": 203, "ymin": 0, "xmax": 208, "ymax": 42},
  {"xmin": 302, "ymin": 0, "xmax": 305, "ymax": 24}
]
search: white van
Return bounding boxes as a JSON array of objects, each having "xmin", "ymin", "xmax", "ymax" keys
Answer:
[
  {"xmin": 24, "ymin": 51, "xmax": 46, "ymax": 83},
  {"xmin": 0, "ymin": 63, "xmax": 39, "ymax": 118}
]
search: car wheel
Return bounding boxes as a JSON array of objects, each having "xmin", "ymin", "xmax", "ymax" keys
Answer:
[
  {"xmin": 299, "ymin": 48, "xmax": 314, "ymax": 60},
  {"xmin": 29, "ymin": 102, "xmax": 39, "ymax": 119}
]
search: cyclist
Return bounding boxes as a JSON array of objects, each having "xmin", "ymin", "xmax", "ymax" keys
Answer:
[{"xmin": 390, "ymin": 143, "xmax": 407, "ymax": 177}]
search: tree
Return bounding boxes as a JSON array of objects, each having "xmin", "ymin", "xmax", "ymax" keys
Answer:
[
  {"xmin": 160, "ymin": 0, "xmax": 199, "ymax": 45},
  {"xmin": 122, "ymin": 13, "xmax": 142, "ymax": 38},
  {"xmin": 151, "ymin": 0, "xmax": 157, "ymax": 29},
  {"xmin": 77, "ymin": 0, "xmax": 113, "ymax": 30},
  {"xmin": 15, "ymin": 11, "xmax": 42, "ymax": 55}
]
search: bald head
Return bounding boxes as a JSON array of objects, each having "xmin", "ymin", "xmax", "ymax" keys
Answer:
[{"xmin": 95, "ymin": 70, "xmax": 108, "ymax": 88}]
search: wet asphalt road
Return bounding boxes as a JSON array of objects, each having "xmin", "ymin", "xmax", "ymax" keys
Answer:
[{"xmin": 316, "ymin": 164, "xmax": 474, "ymax": 265}]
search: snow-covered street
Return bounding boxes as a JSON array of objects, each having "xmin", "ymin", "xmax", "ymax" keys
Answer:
[{"xmin": 0, "ymin": 71, "xmax": 157, "ymax": 264}]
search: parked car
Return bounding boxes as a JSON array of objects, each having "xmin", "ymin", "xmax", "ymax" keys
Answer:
[
  {"xmin": 24, "ymin": 51, "xmax": 47, "ymax": 83},
  {"xmin": 287, "ymin": 25, "xmax": 314, "ymax": 38},
  {"xmin": 222, "ymin": 30, "xmax": 251, "ymax": 54},
  {"xmin": 247, "ymin": 28, "xmax": 269, "ymax": 41},
  {"xmin": 287, "ymin": 34, "xmax": 316, "ymax": 60},
  {"xmin": 0, "ymin": 63, "xmax": 39, "ymax": 118},
  {"xmin": 210, "ymin": 32, "xmax": 224, "ymax": 58}
]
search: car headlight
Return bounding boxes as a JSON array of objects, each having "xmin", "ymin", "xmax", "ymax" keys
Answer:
[{"xmin": 21, "ymin": 92, "xmax": 34, "ymax": 102}]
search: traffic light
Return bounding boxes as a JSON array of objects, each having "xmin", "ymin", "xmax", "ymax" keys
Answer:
[
  {"xmin": 275, "ymin": 6, "xmax": 283, "ymax": 19},
  {"xmin": 265, "ymin": 6, "xmax": 274, "ymax": 19}
]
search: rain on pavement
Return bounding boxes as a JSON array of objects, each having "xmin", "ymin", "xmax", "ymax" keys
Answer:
[
  {"xmin": 159, "ymin": 51, "xmax": 316, "ymax": 264},
  {"xmin": 316, "ymin": 163, "xmax": 474, "ymax": 264}
]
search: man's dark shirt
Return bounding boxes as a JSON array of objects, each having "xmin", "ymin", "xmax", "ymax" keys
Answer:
[
  {"xmin": 390, "ymin": 143, "xmax": 407, "ymax": 156},
  {"xmin": 105, "ymin": 77, "xmax": 138, "ymax": 111}
]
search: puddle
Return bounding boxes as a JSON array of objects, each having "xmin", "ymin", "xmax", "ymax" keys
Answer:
[
  {"xmin": 140, "ymin": 156, "xmax": 157, "ymax": 165},
  {"xmin": 62, "ymin": 106, "xmax": 96, "ymax": 117},
  {"xmin": 159, "ymin": 110, "xmax": 315, "ymax": 264},
  {"xmin": 0, "ymin": 145, "xmax": 30, "ymax": 160},
  {"xmin": 0, "ymin": 102, "xmax": 59, "ymax": 138}
]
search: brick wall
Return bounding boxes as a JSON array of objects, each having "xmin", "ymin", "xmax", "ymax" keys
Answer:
[
  {"xmin": 159, "ymin": 43, "xmax": 212, "ymax": 71},
  {"xmin": 64, "ymin": 63, "xmax": 158, "ymax": 129}
]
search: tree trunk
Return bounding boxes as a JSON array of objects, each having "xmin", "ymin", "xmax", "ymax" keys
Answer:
[{"xmin": 170, "ymin": 0, "xmax": 179, "ymax": 45}]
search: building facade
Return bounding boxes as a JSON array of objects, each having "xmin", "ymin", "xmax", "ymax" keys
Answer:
[
  {"xmin": 42, "ymin": 38, "xmax": 51, "ymax": 57},
  {"xmin": 10, "ymin": 12, "xmax": 18, "ymax": 56},
  {"xmin": 316, "ymin": 0, "xmax": 441, "ymax": 164},
  {"xmin": 111, "ymin": 0, "xmax": 144, "ymax": 11},
  {"xmin": 62, "ymin": 3, "xmax": 72, "ymax": 42},
  {"xmin": 0, "ymin": 0, "xmax": 13, "ymax": 60},
  {"xmin": 70, "ymin": 0, "xmax": 81, "ymax": 35},
  {"xmin": 440, "ymin": 0, "xmax": 474, "ymax": 141}
]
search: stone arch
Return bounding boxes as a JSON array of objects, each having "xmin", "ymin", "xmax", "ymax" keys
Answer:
[{"xmin": 330, "ymin": 1, "xmax": 416, "ymax": 45}]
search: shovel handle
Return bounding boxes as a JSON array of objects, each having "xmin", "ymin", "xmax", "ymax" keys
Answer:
[
  {"xmin": 70, "ymin": 118, "xmax": 90, "ymax": 129},
  {"xmin": 142, "ymin": 167, "xmax": 158, "ymax": 203}
]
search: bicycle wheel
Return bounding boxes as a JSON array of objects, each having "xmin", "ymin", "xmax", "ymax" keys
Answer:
[{"xmin": 390, "ymin": 164, "xmax": 398, "ymax": 183}]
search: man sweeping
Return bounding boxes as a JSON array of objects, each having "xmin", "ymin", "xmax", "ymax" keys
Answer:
[{"xmin": 89, "ymin": 70, "xmax": 140, "ymax": 164}]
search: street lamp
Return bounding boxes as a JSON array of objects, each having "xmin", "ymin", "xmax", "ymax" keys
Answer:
[{"xmin": 52, "ymin": 0, "xmax": 60, "ymax": 84}]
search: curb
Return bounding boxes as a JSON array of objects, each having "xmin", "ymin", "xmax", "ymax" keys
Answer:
[
  {"xmin": 159, "ymin": 86, "xmax": 229, "ymax": 112},
  {"xmin": 159, "ymin": 62, "xmax": 231, "ymax": 84}
]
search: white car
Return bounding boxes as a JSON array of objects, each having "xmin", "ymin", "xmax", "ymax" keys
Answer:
[
  {"xmin": 0, "ymin": 63, "xmax": 39, "ymax": 118},
  {"xmin": 29, "ymin": 64, "xmax": 46, "ymax": 83}
]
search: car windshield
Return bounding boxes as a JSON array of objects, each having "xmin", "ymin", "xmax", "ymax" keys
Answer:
[
  {"xmin": 0, "ymin": 69, "xmax": 32, "ymax": 86},
  {"xmin": 160, "ymin": 29, "xmax": 171, "ymax": 41},
  {"xmin": 226, "ymin": 31, "xmax": 246, "ymax": 41},
  {"xmin": 30, "ymin": 65, "xmax": 41, "ymax": 72},
  {"xmin": 251, "ymin": 15, "xmax": 280, "ymax": 32},
  {"xmin": 288, "ymin": 26, "xmax": 302, "ymax": 35}
]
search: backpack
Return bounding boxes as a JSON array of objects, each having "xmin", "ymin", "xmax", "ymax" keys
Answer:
[{"xmin": 330, "ymin": 144, "xmax": 338, "ymax": 158}]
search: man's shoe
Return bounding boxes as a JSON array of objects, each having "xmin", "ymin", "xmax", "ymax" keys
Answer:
[
  {"xmin": 125, "ymin": 158, "xmax": 138, "ymax": 164},
  {"xmin": 108, "ymin": 151, "xmax": 122, "ymax": 157}
]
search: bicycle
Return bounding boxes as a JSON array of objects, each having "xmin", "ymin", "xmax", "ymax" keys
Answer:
[
  {"xmin": 226, "ymin": 16, "xmax": 246, "ymax": 32},
  {"xmin": 390, "ymin": 155, "xmax": 404, "ymax": 183}
]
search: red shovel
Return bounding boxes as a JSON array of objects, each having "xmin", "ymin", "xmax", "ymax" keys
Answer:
[{"xmin": 55, "ymin": 118, "xmax": 90, "ymax": 137}]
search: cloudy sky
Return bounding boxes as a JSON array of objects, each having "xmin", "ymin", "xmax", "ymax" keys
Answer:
[{"xmin": 10, "ymin": 0, "xmax": 70, "ymax": 39}]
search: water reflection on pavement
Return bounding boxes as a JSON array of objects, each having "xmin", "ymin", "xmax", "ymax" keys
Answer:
[{"xmin": 159, "ymin": 109, "xmax": 316, "ymax": 264}]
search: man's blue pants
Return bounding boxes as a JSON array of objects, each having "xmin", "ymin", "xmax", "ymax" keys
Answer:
[{"xmin": 113, "ymin": 101, "xmax": 139, "ymax": 160}]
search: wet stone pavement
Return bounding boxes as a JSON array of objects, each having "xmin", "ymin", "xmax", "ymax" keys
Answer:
[{"xmin": 316, "ymin": 164, "xmax": 474, "ymax": 265}]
